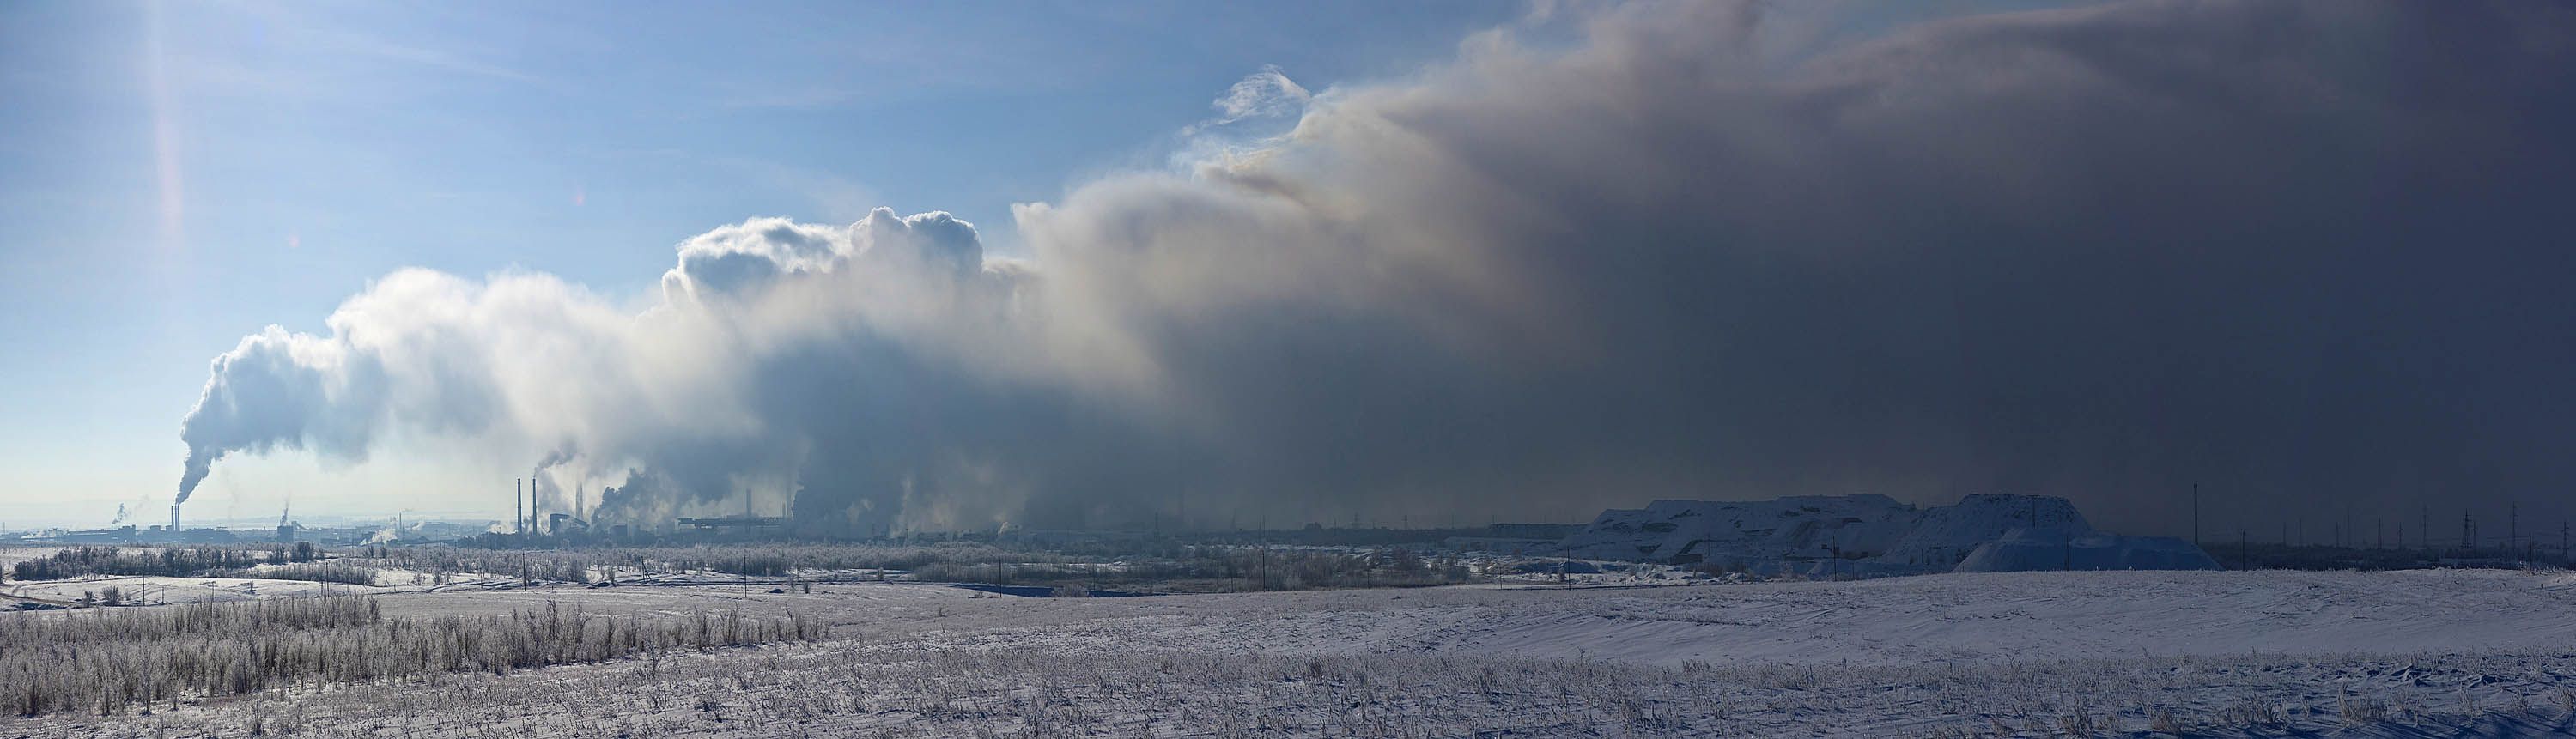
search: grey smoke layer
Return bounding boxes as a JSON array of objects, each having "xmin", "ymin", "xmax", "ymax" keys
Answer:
[{"xmin": 178, "ymin": 1, "xmax": 2576, "ymax": 536}]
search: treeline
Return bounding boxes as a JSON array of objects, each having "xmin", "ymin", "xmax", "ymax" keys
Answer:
[
  {"xmin": 8, "ymin": 544, "xmax": 328, "ymax": 582},
  {"xmin": 355, "ymin": 542, "xmax": 1030, "ymax": 583},
  {"xmin": 914, "ymin": 546, "xmax": 1479, "ymax": 592},
  {"xmin": 2202, "ymin": 542, "xmax": 2571, "ymax": 572},
  {"xmin": 0, "ymin": 595, "xmax": 829, "ymax": 717},
  {"xmin": 356, "ymin": 542, "xmax": 1479, "ymax": 592},
  {"xmin": 229, "ymin": 561, "xmax": 380, "ymax": 586}
]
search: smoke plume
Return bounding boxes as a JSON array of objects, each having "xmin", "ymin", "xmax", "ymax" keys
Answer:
[{"xmin": 178, "ymin": 1, "xmax": 2576, "ymax": 535}]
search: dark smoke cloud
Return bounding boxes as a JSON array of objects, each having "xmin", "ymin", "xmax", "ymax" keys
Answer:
[{"xmin": 179, "ymin": 1, "xmax": 2576, "ymax": 536}]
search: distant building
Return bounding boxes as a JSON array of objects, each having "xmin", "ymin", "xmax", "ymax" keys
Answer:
[{"xmin": 676, "ymin": 516, "xmax": 782, "ymax": 534}]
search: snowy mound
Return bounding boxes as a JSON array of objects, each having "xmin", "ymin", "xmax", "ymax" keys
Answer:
[
  {"xmin": 1558, "ymin": 493, "xmax": 2220, "ymax": 577},
  {"xmin": 1878, "ymin": 494, "xmax": 2089, "ymax": 567},
  {"xmin": 1556, "ymin": 495, "xmax": 1918, "ymax": 566},
  {"xmin": 1952, "ymin": 528, "xmax": 2221, "ymax": 572}
]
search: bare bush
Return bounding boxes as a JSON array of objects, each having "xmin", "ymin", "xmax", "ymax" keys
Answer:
[
  {"xmin": 2339, "ymin": 694, "xmax": 2388, "ymax": 724},
  {"xmin": 2220, "ymin": 698, "xmax": 2281, "ymax": 729},
  {"xmin": 2148, "ymin": 706, "xmax": 2183, "ymax": 733}
]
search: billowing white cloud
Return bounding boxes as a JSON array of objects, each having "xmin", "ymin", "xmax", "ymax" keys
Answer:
[{"xmin": 180, "ymin": 1, "xmax": 2576, "ymax": 534}]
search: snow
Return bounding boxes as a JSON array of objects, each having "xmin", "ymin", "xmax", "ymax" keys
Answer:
[
  {"xmin": 11, "ymin": 568, "xmax": 2576, "ymax": 736},
  {"xmin": 4, "ymin": 574, "xmax": 2576, "ymax": 736},
  {"xmin": 881, "ymin": 568, "xmax": 2562, "ymax": 669},
  {"xmin": 1879, "ymin": 493, "xmax": 2088, "ymax": 565}
]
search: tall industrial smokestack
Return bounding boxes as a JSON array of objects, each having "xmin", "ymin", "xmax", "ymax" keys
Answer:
[
  {"xmin": 170, "ymin": 504, "xmax": 179, "ymax": 533},
  {"xmin": 515, "ymin": 478, "xmax": 524, "ymax": 536}
]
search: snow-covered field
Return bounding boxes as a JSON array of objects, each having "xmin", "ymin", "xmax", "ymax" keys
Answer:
[{"xmin": 17, "ymin": 568, "xmax": 2576, "ymax": 736}]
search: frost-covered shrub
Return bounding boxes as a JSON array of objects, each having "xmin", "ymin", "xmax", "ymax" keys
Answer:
[
  {"xmin": 10, "ymin": 546, "xmax": 317, "ymax": 581},
  {"xmin": 213, "ymin": 562, "xmax": 382, "ymax": 586},
  {"xmin": 0, "ymin": 595, "xmax": 825, "ymax": 717}
]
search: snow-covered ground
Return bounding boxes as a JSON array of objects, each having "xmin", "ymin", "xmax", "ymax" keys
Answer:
[{"xmin": 15, "ymin": 568, "xmax": 2576, "ymax": 736}]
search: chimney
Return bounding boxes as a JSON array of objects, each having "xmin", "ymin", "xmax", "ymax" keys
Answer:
[
  {"xmin": 516, "ymin": 478, "xmax": 525, "ymax": 536},
  {"xmin": 170, "ymin": 504, "xmax": 179, "ymax": 533}
]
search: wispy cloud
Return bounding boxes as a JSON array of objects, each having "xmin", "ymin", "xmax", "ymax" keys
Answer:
[
  {"xmin": 231, "ymin": 2, "xmax": 543, "ymax": 86},
  {"xmin": 1181, "ymin": 64, "xmax": 1311, "ymax": 136},
  {"xmin": 319, "ymin": 33, "xmax": 538, "ymax": 84}
]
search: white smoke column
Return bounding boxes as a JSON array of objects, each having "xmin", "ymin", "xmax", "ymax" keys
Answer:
[
  {"xmin": 178, "ymin": 325, "xmax": 383, "ymax": 503},
  {"xmin": 174, "ymin": 209, "xmax": 1026, "ymax": 525}
]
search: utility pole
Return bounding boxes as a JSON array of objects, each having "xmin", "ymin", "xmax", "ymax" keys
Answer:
[{"xmin": 2192, "ymin": 483, "xmax": 2200, "ymax": 547}]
